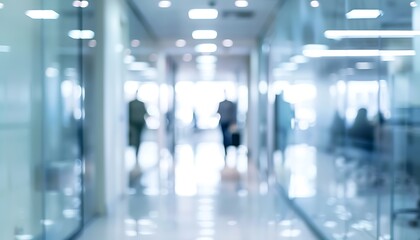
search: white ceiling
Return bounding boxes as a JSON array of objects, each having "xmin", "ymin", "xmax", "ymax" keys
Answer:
[{"xmin": 130, "ymin": 0, "xmax": 281, "ymax": 55}]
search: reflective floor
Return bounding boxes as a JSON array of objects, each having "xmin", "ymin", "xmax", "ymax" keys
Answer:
[{"xmin": 76, "ymin": 129, "xmax": 317, "ymax": 240}]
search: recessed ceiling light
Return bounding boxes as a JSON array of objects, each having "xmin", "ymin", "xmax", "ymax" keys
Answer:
[
  {"xmin": 131, "ymin": 39, "xmax": 141, "ymax": 47},
  {"xmin": 196, "ymin": 55, "xmax": 217, "ymax": 64},
  {"xmin": 411, "ymin": 1, "xmax": 417, "ymax": 7},
  {"xmin": 310, "ymin": 1, "xmax": 320, "ymax": 8},
  {"xmin": 159, "ymin": 0, "xmax": 171, "ymax": 8},
  {"xmin": 73, "ymin": 1, "xmax": 89, "ymax": 8},
  {"xmin": 195, "ymin": 43, "xmax": 218, "ymax": 53},
  {"xmin": 346, "ymin": 9, "xmax": 382, "ymax": 19},
  {"xmin": 192, "ymin": 30, "xmax": 217, "ymax": 40},
  {"xmin": 188, "ymin": 9, "xmax": 218, "ymax": 19},
  {"xmin": 25, "ymin": 10, "xmax": 59, "ymax": 19},
  {"xmin": 222, "ymin": 39, "xmax": 233, "ymax": 47},
  {"xmin": 176, "ymin": 39, "xmax": 187, "ymax": 47},
  {"xmin": 183, "ymin": 53, "xmax": 192, "ymax": 62},
  {"xmin": 235, "ymin": 0, "xmax": 248, "ymax": 8},
  {"xmin": 88, "ymin": 40, "xmax": 96, "ymax": 48},
  {"xmin": 68, "ymin": 30, "xmax": 95, "ymax": 39},
  {"xmin": 325, "ymin": 30, "xmax": 420, "ymax": 39}
]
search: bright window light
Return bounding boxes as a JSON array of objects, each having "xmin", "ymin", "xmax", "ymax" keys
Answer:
[
  {"xmin": 195, "ymin": 44, "xmax": 217, "ymax": 53},
  {"xmin": 188, "ymin": 9, "xmax": 218, "ymax": 19},
  {"xmin": 0, "ymin": 3, "xmax": 4, "ymax": 9},
  {"xmin": 346, "ymin": 9, "xmax": 382, "ymax": 19},
  {"xmin": 197, "ymin": 63, "xmax": 216, "ymax": 71},
  {"xmin": 196, "ymin": 55, "xmax": 217, "ymax": 64},
  {"xmin": 222, "ymin": 39, "xmax": 233, "ymax": 47},
  {"xmin": 176, "ymin": 39, "xmax": 187, "ymax": 47},
  {"xmin": 25, "ymin": 10, "xmax": 59, "ymax": 19},
  {"xmin": 235, "ymin": 0, "xmax": 248, "ymax": 8},
  {"xmin": 192, "ymin": 30, "xmax": 218, "ymax": 40},
  {"xmin": 68, "ymin": 30, "xmax": 95, "ymax": 39},
  {"xmin": 159, "ymin": 0, "xmax": 171, "ymax": 8},
  {"xmin": 303, "ymin": 49, "xmax": 415, "ymax": 58},
  {"xmin": 325, "ymin": 30, "xmax": 420, "ymax": 39}
]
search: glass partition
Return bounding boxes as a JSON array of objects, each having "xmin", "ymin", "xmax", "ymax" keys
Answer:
[{"xmin": 263, "ymin": 0, "xmax": 420, "ymax": 239}]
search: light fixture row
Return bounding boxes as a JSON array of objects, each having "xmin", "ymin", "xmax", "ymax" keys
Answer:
[{"xmin": 159, "ymin": 0, "xmax": 248, "ymax": 9}]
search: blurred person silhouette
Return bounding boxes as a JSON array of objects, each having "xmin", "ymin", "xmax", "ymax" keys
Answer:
[
  {"xmin": 329, "ymin": 111, "xmax": 346, "ymax": 152},
  {"xmin": 275, "ymin": 93, "xmax": 294, "ymax": 163},
  {"xmin": 217, "ymin": 90, "xmax": 237, "ymax": 164},
  {"xmin": 128, "ymin": 89, "xmax": 147, "ymax": 187},
  {"xmin": 348, "ymin": 108, "xmax": 374, "ymax": 151}
]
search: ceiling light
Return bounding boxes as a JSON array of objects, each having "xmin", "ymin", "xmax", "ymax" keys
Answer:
[
  {"xmin": 73, "ymin": 1, "xmax": 89, "ymax": 8},
  {"xmin": 88, "ymin": 40, "xmax": 96, "ymax": 47},
  {"xmin": 129, "ymin": 62, "xmax": 149, "ymax": 71},
  {"xmin": 222, "ymin": 39, "xmax": 233, "ymax": 47},
  {"xmin": 325, "ymin": 30, "xmax": 420, "ymax": 39},
  {"xmin": 192, "ymin": 30, "xmax": 217, "ymax": 40},
  {"xmin": 176, "ymin": 39, "xmax": 186, "ymax": 47},
  {"xmin": 346, "ymin": 9, "xmax": 382, "ymax": 19},
  {"xmin": 355, "ymin": 62, "xmax": 374, "ymax": 70},
  {"xmin": 197, "ymin": 63, "xmax": 216, "ymax": 71},
  {"xmin": 183, "ymin": 53, "xmax": 192, "ymax": 62},
  {"xmin": 0, "ymin": 45, "xmax": 10, "ymax": 52},
  {"xmin": 195, "ymin": 44, "xmax": 217, "ymax": 53},
  {"xmin": 188, "ymin": 9, "xmax": 218, "ymax": 19},
  {"xmin": 159, "ymin": 0, "xmax": 171, "ymax": 8},
  {"xmin": 310, "ymin": 1, "xmax": 320, "ymax": 8},
  {"xmin": 411, "ymin": 1, "xmax": 417, "ymax": 7},
  {"xmin": 0, "ymin": 3, "xmax": 4, "ymax": 9},
  {"xmin": 235, "ymin": 0, "xmax": 248, "ymax": 8},
  {"xmin": 68, "ymin": 30, "xmax": 95, "ymax": 39},
  {"xmin": 196, "ymin": 55, "xmax": 217, "ymax": 64},
  {"xmin": 281, "ymin": 62, "xmax": 298, "ymax": 71},
  {"xmin": 25, "ymin": 10, "xmax": 59, "ymax": 19},
  {"xmin": 131, "ymin": 39, "xmax": 141, "ymax": 47},
  {"xmin": 303, "ymin": 49, "xmax": 415, "ymax": 58}
]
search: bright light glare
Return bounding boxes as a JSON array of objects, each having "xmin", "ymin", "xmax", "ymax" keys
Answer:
[
  {"xmin": 68, "ymin": 30, "xmax": 95, "ymax": 39},
  {"xmin": 310, "ymin": 0, "xmax": 319, "ymax": 8},
  {"xmin": 411, "ymin": 1, "xmax": 418, "ymax": 7},
  {"xmin": 73, "ymin": 1, "xmax": 89, "ymax": 8},
  {"xmin": 290, "ymin": 55, "xmax": 307, "ymax": 63},
  {"xmin": 235, "ymin": 0, "xmax": 249, "ymax": 8},
  {"xmin": 325, "ymin": 30, "xmax": 420, "ymax": 39},
  {"xmin": 284, "ymin": 83, "xmax": 317, "ymax": 104},
  {"xmin": 0, "ymin": 3, "xmax": 4, "ymax": 9},
  {"xmin": 188, "ymin": 9, "xmax": 218, "ymax": 19},
  {"xmin": 355, "ymin": 62, "xmax": 374, "ymax": 70},
  {"xmin": 176, "ymin": 39, "xmax": 187, "ymax": 47},
  {"xmin": 25, "ymin": 10, "xmax": 59, "ymax": 19},
  {"xmin": 15, "ymin": 235, "xmax": 34, "ymax": 240},
  {"xmin": 280, "ymin": 229, "xmax": 301, "ymax": 237},
  {"xmin": 195, "ymin": 44, "xmax": 217, "ymax": 53},
  {"xmin": 183, "ymin": 53, "xmax": 193, "ymax": 62},
  {"xmin": 159, "ymin": 0, "xmax": 171, "ymax": 8},
  {"xmin": 346, "ymin": 9, "xmax": 382, "ymax": 19},
  {"xmin": 0, "ymin": 45, "xmax": 10, "ymax": 52},
  {"xmin": 131, "ymin": 39, "xmax": 141, "ymax": 47},
  {"xmin": 303, "ymin": 49, "xmax": 415, "ymax": 58},
  {"xmin": 196, "ymin": 55, "xmax": 217, "ymax": 64},
  {"xmin": 192, "ymin": 30, "xmax": 218, "ymax": 40},
  {"xmin": 222, "ymin": 39, "xmax": 234, "ymax": 47}
]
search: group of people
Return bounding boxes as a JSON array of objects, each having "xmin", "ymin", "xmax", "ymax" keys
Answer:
[{"xmin": 330, "ymin": 108, "xmax": 382, "ymax": 152}]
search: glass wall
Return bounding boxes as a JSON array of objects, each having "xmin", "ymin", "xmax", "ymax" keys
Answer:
[
  {"xmin": 262, "ymin": 0, "xmax": 420, "ymax": 239},
  {"xmin": 0, "ymin": 0, "xmax": 91, "ymax": 238}
]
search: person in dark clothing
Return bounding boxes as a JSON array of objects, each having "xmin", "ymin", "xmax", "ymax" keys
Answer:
[
  {"xmin": 329, "ymin": 111, "xmax": 346, "ymax": 152},
  {"xmin": 348, "ymin": 108, "xmax": 374, "ymax": 151},
  {"xmin": 128, "ymin": 94, "xmax": 147, "ymax": 159},
  {"xmin": 217, "ymin": 94, "xmax": 237, "ymax": 162}
]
